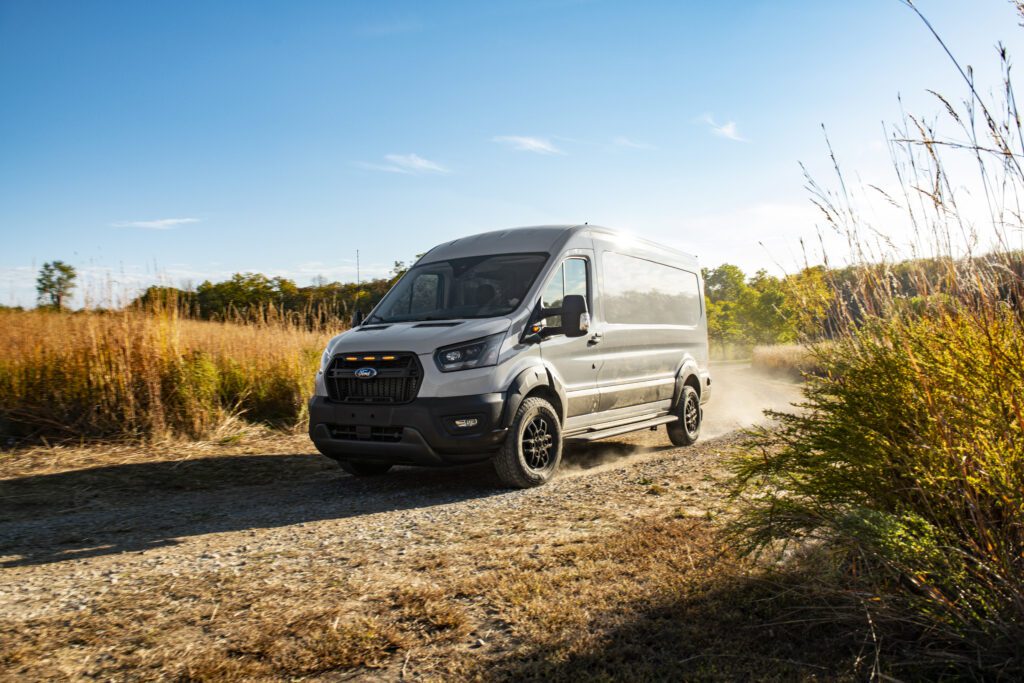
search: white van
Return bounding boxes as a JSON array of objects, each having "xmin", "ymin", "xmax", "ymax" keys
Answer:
[{"xmin": 309, "ymin": 225, "xmax": 711, "ymax": 487}]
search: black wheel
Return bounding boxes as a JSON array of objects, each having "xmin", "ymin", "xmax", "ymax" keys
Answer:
[
  {"xmin": 667, "ymin": 385, "xmax": 701, "ymax": 447},
  {"xmin": 493, "ymin": 396, "xmax": 562, "ymax": 488},
  {"xmin": 337, "ymin": 460, "xmax": 393, "ymax": 477}
]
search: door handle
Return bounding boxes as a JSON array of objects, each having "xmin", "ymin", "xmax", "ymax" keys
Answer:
[{"xmin": 588, "ymin": 332, "xmax": 603, "ymax": 346}]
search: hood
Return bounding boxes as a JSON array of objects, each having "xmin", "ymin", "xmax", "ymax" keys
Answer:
[{"xmin": 327, "ymin": 317, "xmax": 513, "ymax": 357}]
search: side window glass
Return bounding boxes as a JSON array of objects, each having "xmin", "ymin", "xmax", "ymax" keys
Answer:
[
  {"xmin": 564, "ymin": 258, "xmax": 587, "ymax": 301},
  {"xmin": 409, "ymin": 273, "xmax": 440, "ymax": 314},
  {"xmin": 540, "ymin": 258, "xmax": 589, "ymax": 329},
  {"xmin": 603, "ymin": 252, "xmax": 700, "ymax": 325},
  {"xmin": 541, "ymin": 263, "xmax": 565, "ymax": 310}
]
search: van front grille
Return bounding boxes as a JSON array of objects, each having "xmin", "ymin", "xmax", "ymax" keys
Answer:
[{"xmin": 324, "ymin": 352, "xmax": 421, "ymax": 404}]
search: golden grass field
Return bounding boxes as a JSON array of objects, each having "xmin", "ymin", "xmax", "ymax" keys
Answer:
[{"xmin": 0, "ymin": 309, "xmax": 332, "ymax": 442}]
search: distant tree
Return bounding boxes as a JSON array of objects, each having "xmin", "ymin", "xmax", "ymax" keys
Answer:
[
  {"xmin": 702, "ymin": 264, "xmax": 810, "ymax": 348},
  {"xmin": 703, "ymin": 264, "xmax": 748, "ymax": 304},
  {"xmin": 389, "ymin": 254, "xmax": 423, "ymax": 285},
  {"xmin": 782, "ymin": 266, "xmax": 832, "ymax": 339},
  {"xmin": 36, "ymin": 261, "xmax": 77, "ymax": 310},
  {"xmin": 744, "ymin": 270, "xmax": 795, "ymax": 345},
  {"xmin": 133, "ymin": 285, "xmax": 195, "ymax": 313}
]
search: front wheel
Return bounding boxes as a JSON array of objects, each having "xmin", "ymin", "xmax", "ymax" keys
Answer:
[
  {"xmin": 667, "ymin": 385, "xmax": 701, "ymax": 447},
  {"xmin": 493, "ymin": 396, "xmax": 562, "ymax": 488}
]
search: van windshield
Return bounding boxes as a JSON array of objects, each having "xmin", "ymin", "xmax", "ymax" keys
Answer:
[{"xmin": 367, "ymin": 253, "xmax": 548, "ymax": 323}]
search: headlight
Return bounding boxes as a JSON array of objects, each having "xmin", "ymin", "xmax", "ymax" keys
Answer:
[
  {"xmin": 320, "ymin": 348, "xmax": 332, "ymax": 372},
  {"xmin": 434, "ymin": 333, "xmax": 504, "ymax": 372}
]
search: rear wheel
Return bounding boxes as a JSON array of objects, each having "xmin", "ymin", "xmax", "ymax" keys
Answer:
[
  {"xmin": 493, "ymin": 396, "xmax": 562, "ymax": 488},
  {"xmin": 337, "ymin": 460, "xmax": 393, "ymax": 477},
  {"xmin": 667, "ymin": 385, "xmax": 701, "ymax": 447}
]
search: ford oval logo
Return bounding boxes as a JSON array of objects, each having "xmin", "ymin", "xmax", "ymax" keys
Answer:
[{"xmin": 354, "ymin": 367, "xmax": 378, "ymax": 379}]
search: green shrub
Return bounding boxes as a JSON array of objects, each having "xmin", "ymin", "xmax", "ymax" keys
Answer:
[{"xmin": 732, "ymin": 308, "xmax": 1024, "ymax": 673}]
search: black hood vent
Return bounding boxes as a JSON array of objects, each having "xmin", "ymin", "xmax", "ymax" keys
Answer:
[
  {"xmin": 412, "ymin": 321, "xmax": 463, "ymax": 328},
  {"xmin": 356, "ymin": 325, "xmax": 391, "ymax": 331}
]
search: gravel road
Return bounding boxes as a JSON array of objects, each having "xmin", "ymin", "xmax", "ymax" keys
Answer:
[{"xmin": 0, "ymin": 365, "xmax": 801, "ymax": 680}]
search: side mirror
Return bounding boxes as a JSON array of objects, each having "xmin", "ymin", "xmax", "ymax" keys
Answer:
[
  {"xmin": 562, "ymin": 295, "xmax": 590, "ymax": 338},
  {"xmin": 351, "ymin": 309, "xmax": 364, "ymax": 327}
]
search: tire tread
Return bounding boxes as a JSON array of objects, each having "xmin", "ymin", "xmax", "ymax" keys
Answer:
[{"xmin": 493, "ymin": 396, "xmax": 561, "ymax": 488}]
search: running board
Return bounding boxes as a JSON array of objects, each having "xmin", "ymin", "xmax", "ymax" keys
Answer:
[{"xmin": 565, "ymin": 415, "xmax": 678, "ymax": 443}]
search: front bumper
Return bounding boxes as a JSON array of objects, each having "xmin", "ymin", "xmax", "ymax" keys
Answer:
[{"xmin": 308, "ymin": 393, "xmax": 508, "ymax": 466}]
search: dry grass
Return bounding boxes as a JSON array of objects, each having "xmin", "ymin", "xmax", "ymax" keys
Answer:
[
  {"xmin": 750, "ymin": 344, "xmax": 821, "ymax": 378},
  {"xmin": 0, "ymin": 309, "xmax": 333, "ymax": 442},
  {"xmin": 731, "ymin": 10, "xmax": 1024, "ymax": 676},
  {"xmin": 0, "ymin": 427, "xmax": 880, "ymax": 681},
  {"xmin": 0, "ymin": 516, "xmax": 870, "ymax": 681}
]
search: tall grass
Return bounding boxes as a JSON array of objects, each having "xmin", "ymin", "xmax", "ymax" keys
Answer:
[
  {"xmin": 730, "ymin": 5, "xmax": 1024, "ymax": 676},
  {"xmin": 0, "ymin": 307, "xmax": 333, "ymax": 441},
  {"xmin": 749, "ymin": 344, "xmax": 820, "ymax": 377}
]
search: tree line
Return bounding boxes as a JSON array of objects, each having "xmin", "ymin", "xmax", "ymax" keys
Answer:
[
  {"xmin": 27, "ymin": 256, "xmax": 1017, "ymax": 348},
  {"xmin": 29, "ymin": 257, "xmax": 828, "ymax": 346},
  {"xmin": 132, "ymin": 262, "xmax": 412, "ymax": 328}
]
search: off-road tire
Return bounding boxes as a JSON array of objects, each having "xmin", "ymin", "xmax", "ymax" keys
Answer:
[
  {"xmin": 337, "ymin": 460, "xmax": 393, "ymax": 477},
  {"xmin": 667, "ymin": 385, "xmax": 701, "ymax": 447},
  {"xmin": 493, "ymin": 396, "xmax": 562, "ymax": 488}
]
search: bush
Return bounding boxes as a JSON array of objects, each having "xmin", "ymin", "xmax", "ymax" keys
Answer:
[
  {"xmin": 732, "ymin": 307, "xmax": 1024, "ymax": 672},
  {"xmin": 730, "ymin": 6, "xmax": 1024, "ymax": 674}
]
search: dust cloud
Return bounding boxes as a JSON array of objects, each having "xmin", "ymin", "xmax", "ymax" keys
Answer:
[
  {"xmin": 700, "ymin": 364, "xmax": 803, "ymax": 439},
  {"xmin": 558, "ymin": 364, "xmax": 803, "ymax": 476}
]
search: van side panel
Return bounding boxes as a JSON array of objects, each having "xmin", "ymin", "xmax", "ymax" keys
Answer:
[{"xmin": 590, "ymin": 235, "xmax": 709, "ymax": 415}]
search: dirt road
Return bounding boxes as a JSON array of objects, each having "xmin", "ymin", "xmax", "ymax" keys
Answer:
[{"xmin": 0, "ymin": 366, "xmax": 806, "ymax": 681}]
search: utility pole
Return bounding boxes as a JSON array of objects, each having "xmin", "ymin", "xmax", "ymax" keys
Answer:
[{"xmin": 356, "ymin": 249, "xmax": 360, "ymax": 286}]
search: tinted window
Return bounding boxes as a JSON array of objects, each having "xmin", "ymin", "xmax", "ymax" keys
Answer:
[
  {"xmin": 602, "ymin": 252, "xmax": 701, "ymax": 325},
  {"xmin": 541, "ymin": 257, "xmax": 589, "ymax": 327},
  {"xmin": 370, "ymin": 253, "xmax": 548, "ymax": 323},
  {"xmin": 388, "ymin": 272, "xmax": 441, "ymax": 316}
]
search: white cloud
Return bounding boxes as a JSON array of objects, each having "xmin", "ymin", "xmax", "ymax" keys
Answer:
[
  {"xmin": 492, "ymin": 136, "xmax": 564, "ymax": 155},
  {"xmin": 354, "ymin": 153, "xmax": 449, "ymax": 174},
  {"xmin": 112, "ymin": 218, "xmax": 201, "ymax": 230},
  {"xmin": 385, "ymin": 153, "xmax": 448, "ymax": 173},
  {"xmin": 700, "ymin": 114, "xmax": 748, "ymax": 142},
  {"xmin": 611, "ymin": 136, "xmax": 655, "ymax": 150}
]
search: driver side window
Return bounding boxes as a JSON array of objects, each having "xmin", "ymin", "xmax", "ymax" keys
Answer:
[
  {"xmin": 388, "ymin": 272, "xmax": 441, "ymax": 317},
  {"xmin": 541, "ymin": 257, "xmax": 588, "ymax": 328}
]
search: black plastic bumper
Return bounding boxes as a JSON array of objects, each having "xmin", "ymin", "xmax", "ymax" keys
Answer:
[{"xmin": 308, "ymin": 393, "xmax": 508, "ymax": 466}]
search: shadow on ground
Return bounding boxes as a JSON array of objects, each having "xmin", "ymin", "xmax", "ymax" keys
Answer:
[
  {"xmin": 0, "ymin": 438, "xmax": 660, "ymax": 568},
  {"xmin": 478, "ymin": 567, "xmax": 876, "ymax": 681},
  {"xmin": 0, "ymin": 453, "xmax": 499, "ymax": 567}
]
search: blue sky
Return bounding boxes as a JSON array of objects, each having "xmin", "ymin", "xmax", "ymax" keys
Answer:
[{"xmin": 2, "ymin": 0, "xmax": 1021, "ymax": 306}]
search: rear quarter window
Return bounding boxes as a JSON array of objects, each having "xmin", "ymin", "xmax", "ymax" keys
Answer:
[{"xmin": 602, "ymin": 252, "xmax": 701, "ymax": 326}]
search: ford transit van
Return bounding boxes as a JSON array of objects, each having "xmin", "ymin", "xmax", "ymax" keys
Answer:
[{"xmin": 309, "ymin": 225, "xmax": 711, "ymax": 487}]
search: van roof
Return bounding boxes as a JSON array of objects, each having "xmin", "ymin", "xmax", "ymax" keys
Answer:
[{"xmin": 417, "ymin": 224, "xmax": 698, "ymax": 266}]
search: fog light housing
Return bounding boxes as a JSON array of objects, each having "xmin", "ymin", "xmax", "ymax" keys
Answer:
[{"xmin": 453, "ymin": 417, "xmax": 479, "ymax": 429}]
